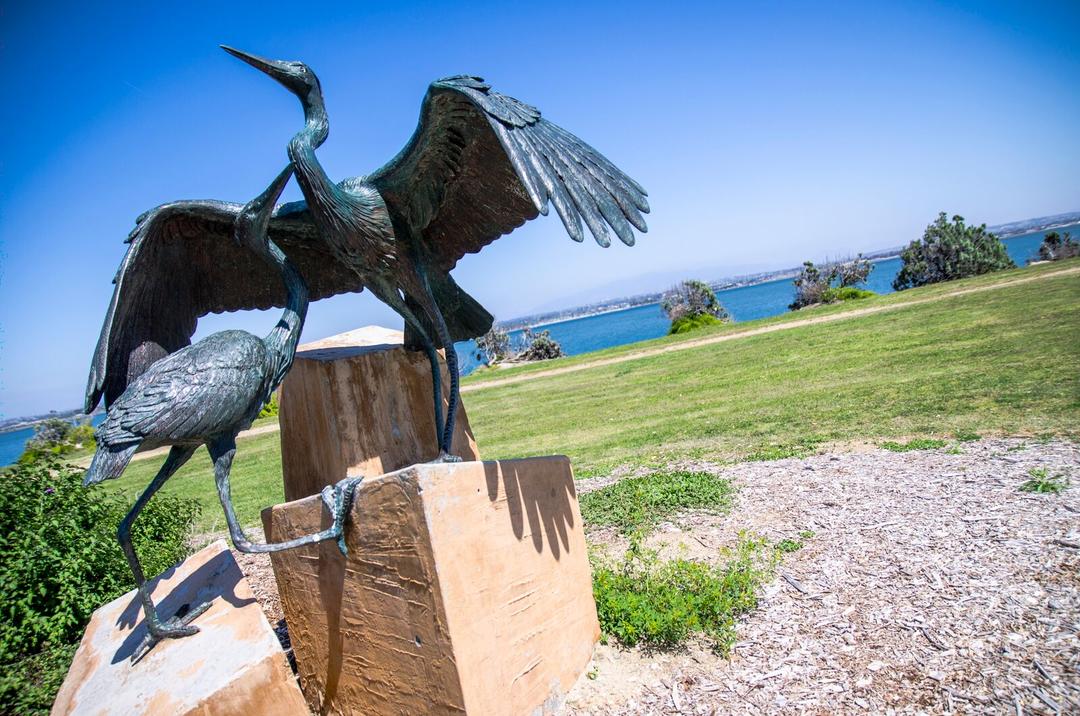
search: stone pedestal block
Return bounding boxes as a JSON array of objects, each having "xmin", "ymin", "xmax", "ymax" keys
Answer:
[
  {"xmin": 263, "ymin": 456, "xmax": 599, "ymax": 715},
  {"xmin": 51, "ymin": 540, "xmax": 307, "ymax": 716},
  {"xmin": 280, "ymin": 326, "xmax": 480, "ymax": 501}
]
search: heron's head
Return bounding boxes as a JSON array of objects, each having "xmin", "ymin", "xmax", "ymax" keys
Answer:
[
  {"xmin": 235, "ymin": 167, "xmax": 294, "ymax": 255},
  {"xmin": 222, "ymin": 46, "xmax": 321, "ymax": 102}
]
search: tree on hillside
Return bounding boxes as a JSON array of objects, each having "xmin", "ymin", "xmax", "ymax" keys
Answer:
[
  {"xmin": 789, "ymin": 255, "xmax": 873, "ymax": 310},
  {"xmin": 474, "ymin": 324, "xmax": 513, "ymax": 365},
  {"xmin": 893, "ymin": 213, "xmax": 1014, "ymax": 291},
  {"xmin": 1034, "ymin": 231, "xmax": 1079, "ymax": 262},
  {"xmin": 661, "ymin": 280, "xmax": 730, "ymax": 334},
  {"xmin": 518, "ymin": 329, "xmax": 564, "ymax": 361}
]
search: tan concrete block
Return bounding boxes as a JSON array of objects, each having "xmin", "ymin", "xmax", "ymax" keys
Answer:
[
  {"xmin": 263, "ymin": 456, "xmax": 599, "ymax": 715},
  {"xmin": 52, "ymin": 541, "xmax": 308, "ymax": 716},
  {"xmin": 280, "ymin": 326, "xmax": 480, "ymax": 501}
]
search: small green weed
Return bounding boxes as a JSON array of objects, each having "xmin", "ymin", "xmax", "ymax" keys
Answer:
[
  {"xmin": 1006, "ymin": 444, "xmax": 1027, "ymax": 452},
  {"xmin": 880, "ymin": 438, "xmax": 948, "ymax": 452},
  {"xmin": 775, "ymin": 538, "xmax": 803, "ymax": 553},
  {"xmin": 798, "ymin": 529, "xmax": 816, "ymax": 539},
  {"xmin": 1019, "ymin": 468, "xmax": 1069, "ymax": 494},
  {"xmin": 579, "ymin": 470, "xmax": 733, "ymax": 535},
  {"xmin": 945, "ymin": 445, "xmax": 964, "ymax": 455},
  {"xmin": 592, "ymin": 534, "xmax": 774, "ymax": 653},
  {"xmin": 954, "ymin": 431, "xmax": 981, "ymax": 442}
]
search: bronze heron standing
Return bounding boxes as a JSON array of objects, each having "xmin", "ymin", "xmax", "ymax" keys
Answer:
[{"xmin": 85, "ymin": 167, "xmax": 359, "ymax": 660}]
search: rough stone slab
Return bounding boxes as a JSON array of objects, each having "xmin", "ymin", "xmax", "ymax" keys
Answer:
[
  {"xmin": 263, "ymin": 456, "xmax": 599, "ymax": 715},
  {"xmin": 52, "ymin": 540, "xmax": 308, "ymax": 716},
  {"xmin": 280, "ymin": 325, "xmax": 480, "ymax": 501}
]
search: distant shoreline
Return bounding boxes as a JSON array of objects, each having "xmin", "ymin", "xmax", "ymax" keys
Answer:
[{"xmin": 499, "ymin": 224, "xmax": 1077, "ymax": 332}]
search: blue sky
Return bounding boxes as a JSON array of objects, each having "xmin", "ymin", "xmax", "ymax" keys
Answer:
[{"xmin": 1, "ymin": 0, "xmax": 1078, "ymax": 418}]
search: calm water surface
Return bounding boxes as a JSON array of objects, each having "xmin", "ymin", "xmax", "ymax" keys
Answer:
[{"xmin": 0, "ymin": 229, "xmax": 1054, "ymax": 466}]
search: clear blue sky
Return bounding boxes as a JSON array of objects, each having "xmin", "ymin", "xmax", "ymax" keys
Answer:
[{"xmin": 1, "ymin": 0, "xmax": 1077, "ymax": 419}]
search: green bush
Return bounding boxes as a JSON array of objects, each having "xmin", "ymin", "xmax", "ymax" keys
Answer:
[
  {"xmin": 592, "ymin": 534, "xmax": 773, "ymax": 653},
  {"xmin": 662, "ymin": 280, "xmax": 730, "ymax": 333},
  {"xmin": 258, "ymin": 392, "xmax": 279, "ymax": 419},
  {"xmin": 18, "ymin": 418, "xmax": 96, "ymax": 464},
  {"xmin": 0, "ymin": 457, "xmax": 200, "ymax": 714},
  {"xmin": 893, "ymin": 213, "xmax": 1014, "ymax": 290},
  {"xmin": 669, "ymin": 313, "xmax": 724, "ymax": 335},
  {"xmin": 820, "ymin": 286, "xmax": 875, "ymax": 303},
  {"xmin": 580, "ymin": 470, "xmax": 733, "ymax": 535}
]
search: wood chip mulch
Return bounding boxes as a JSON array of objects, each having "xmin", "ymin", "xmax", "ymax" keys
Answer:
[{"xmin": 566, "ymin": 438, "xmax": 1079, "ymax": 715}]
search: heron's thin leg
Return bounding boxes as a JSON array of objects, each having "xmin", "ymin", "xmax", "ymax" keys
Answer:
[
  {"xmin": 403, "ymin": 315, "xmax": 445, "ymax": 448},
  {"xmin": 209, "ymin": 437, "xmax": 361, "ymax": 555},
  {"xmin": 416, "ymin": 288, "xmax": 462, "ymax": 460},
  {"xmin": 120, "ymin": 444, "xmax": 202, "ymax": 661},
  {"xmin": 384, "ymin": 292, "xmax": 445, "ymax": 450}
]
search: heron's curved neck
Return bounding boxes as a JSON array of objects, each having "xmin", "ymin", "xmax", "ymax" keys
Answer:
[
  {"xmin": 263, "ymin": 239, "xmax": 309, "ymax": 388},
  {"xmin": 288, "ymin": 91, "xmax": 334, "ymax": 211}
]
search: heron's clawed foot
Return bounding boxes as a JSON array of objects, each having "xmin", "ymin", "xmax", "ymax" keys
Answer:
[
  {"xmin": 430, "ymin": 451, "xmax": 463, "ymax": 464},
  {"xmin": 320, "ymin": 476, "xmax": 364, "ymax": 557},
  {"xmin": 130, "ymin": 599, "xmax": 213, "ymax": 662}
]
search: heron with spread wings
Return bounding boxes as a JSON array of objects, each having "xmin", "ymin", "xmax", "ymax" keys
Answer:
[{"xmin": 86, "ymin": 48, "xmax": 649, "ymax": 460}]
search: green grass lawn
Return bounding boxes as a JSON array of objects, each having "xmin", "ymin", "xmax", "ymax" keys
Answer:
[{"xmin": 102, "ymin": 261, "xmax": 1080, "ymax": 531}]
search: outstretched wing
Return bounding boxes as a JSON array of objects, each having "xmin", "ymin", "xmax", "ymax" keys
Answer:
[
  {"xmin": 368, "ymin": 76, "xmax": 649, "ymax": 272},
  {"xmin": 85, "ymin": 198, "xmax": 360, "ymax": 413}
]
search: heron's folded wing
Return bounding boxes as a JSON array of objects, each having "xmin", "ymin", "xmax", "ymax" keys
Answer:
[
  {"xmin": 96, "ymin": 338, "xmax": 267, "ymax": 444},
  {"xmin": 85, "ymin": 199, "xmax": 360, "ymax": 413},
  {"xmin": 367, "ymin": 76, "xmax": 650, "ymax": 273}
]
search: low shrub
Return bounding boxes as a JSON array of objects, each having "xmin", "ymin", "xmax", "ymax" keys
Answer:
[
  {"xmin": 592, "ymin": 534, "xmax": 774, "ymax": 653},
  {"xmin": 517, "ymin": 329, "xmax": 564, "ymax": 361},
  {"xmin": 790, "ymin": 256, "xmax": 873, "ymax": 310},
  {"xmin": 662, "ymin": 280, "xmax": 730, "ymax": 333},
  {"xmin": 0, "ymin": 457, "xmax": 200, "ymax": 714},
  {"xmin": 820, "ymin": 286, "xmax": 875, "ymax": 304},
  {"xmin": 580, "ymin": 470, "xmax": 733, "ymax": 535},
  {"xmin": 18, "ymin": 418, "xmax": 96, "ymax": 464},
  {"xmin": 669, "ymin": 313, "xmax": 724, "ymax": 335}
]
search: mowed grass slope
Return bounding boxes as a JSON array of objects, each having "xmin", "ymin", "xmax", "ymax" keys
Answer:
[{"xmin": 103, "ymin": 262, "xmax": 1080, "ymax": 530}]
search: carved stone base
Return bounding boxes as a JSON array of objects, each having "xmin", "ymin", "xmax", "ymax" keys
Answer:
[
  {"xmin": 51, "ymin": 541, "xmax": 306, "ymax": 716},
  {"xmin": 263, "ymin": 456, "xmax": 599, "ymax": 715},
  {"xmin": 279, "ymin": 326, "xmax": 480, "ymax": 501}
]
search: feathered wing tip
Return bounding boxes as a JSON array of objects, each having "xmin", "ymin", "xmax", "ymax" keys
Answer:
[{"xmin": 83, "ymin": 443, "xmax": 138, "ymax": 486}]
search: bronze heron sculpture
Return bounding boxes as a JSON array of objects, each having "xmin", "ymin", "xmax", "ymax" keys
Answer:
[
  {"xmin": 85, "ymin": 167, "xmax": 360, "ymax": 660},
  {"xmin": 86, "ymin": 48, "xmax": 649, "ymax": 460}
]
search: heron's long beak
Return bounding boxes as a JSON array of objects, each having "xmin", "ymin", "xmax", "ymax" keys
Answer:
[
  {"xmin": 236, "ymin": 166, "xmax": 294, "ymax": 247},
  {"xmin": 221, "ymin": 45, "xmax": 294, "ymax": 85}
]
